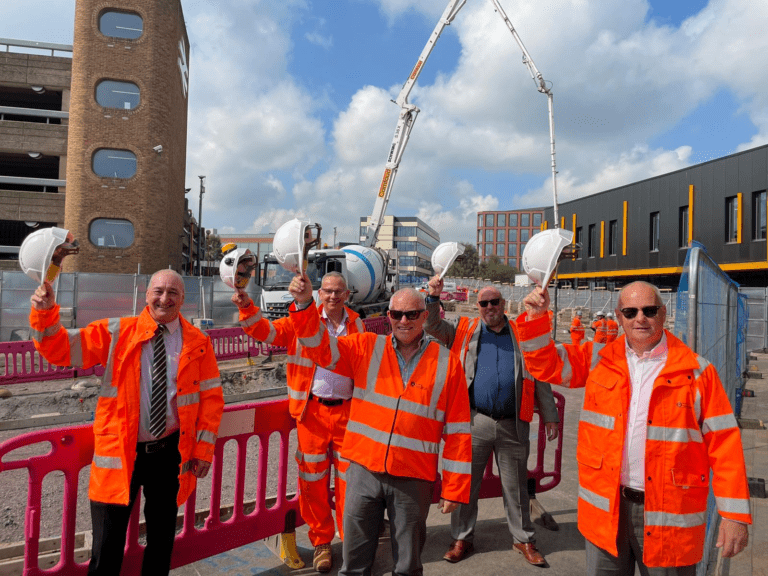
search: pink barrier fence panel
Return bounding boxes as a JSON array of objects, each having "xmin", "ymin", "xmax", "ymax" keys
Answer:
[
  {"xmin": 206, "ymin": 327, "xmax": 259, "ymax": 361},
  {"xmin": 0, "ymin": 399, "xmax": 302, "ymax": 575},
  {"xmin": 361, "ymin": 316, "xmax": 391, "ymax": 335},
  {"xmin": 0, "ymin": 341, "xmax": 76, "ymax": 385}
]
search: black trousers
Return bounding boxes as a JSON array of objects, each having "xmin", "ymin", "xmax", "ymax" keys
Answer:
[{"xmin": 88, "ymin": 433, "xmax": 181, "ymax": 576}]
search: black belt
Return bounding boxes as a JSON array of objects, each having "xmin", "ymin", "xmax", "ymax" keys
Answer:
[
  {"xmin": 474, "ymin": 407, "xmax": 514, "ymax": 421},
  {"xmin": 620, "ymin": 486, "xmax": 645, "ymax": 504},
  {"xmin": 137, "ymin": 431, "xmax": 179, "ymax": 455},
  {"xmin": 309, "ymin": 393, "xmax": 347, "ymax": 407}
]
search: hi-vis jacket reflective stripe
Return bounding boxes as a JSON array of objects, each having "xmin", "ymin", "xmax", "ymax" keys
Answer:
[
  {"xmin": 570, "ymin": 317, "xmax": 585, "ymax": 337},
  {"xmin": 238, "ymin": 303, "xmax": 364, "ymax": 421},
  {"xmin": 30, "ymin": 304, "xmax": 223, "ymax": 507},
  {"xmin": 591, "ymin": 318, "xmax": 608, "ymax": 343},
  {"xmin": 290, "ymin": 302, "xmax": 472, "ymax": 504},
  {"xmin": 605, "ymin": 319, "xmax": 619, "ymax": 342},
  {"xmin": 423, "ymin": 302, "xmax": 558, "ymax": 429},
  {"xmin": 516, "ymin": 313, "xmax": 752, "ymax": 568}
]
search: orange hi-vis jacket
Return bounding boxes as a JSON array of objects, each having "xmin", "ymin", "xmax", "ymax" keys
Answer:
[
  {"xmin": 570, "ymin": 316, "xmax": 585, "ymax": 345},
  {"xmin": 30, "ymin": 305, "xmax": 223, "ymax": 507},
  {"xmin": 238, "ymin": 303, "xmax": 364, "ymax": 421},
  {"xmin": 290, "ymin": 302, "xmax": 472, "ymax": 504},
  {"xmin": 516, "ymin": 313, "xmax": 752, "ymax": 567},
  {"xmin": 605, "ymin": 319, "xmax": 619, "ymax": 342},
  {"xmin": 591, "ymin": 318, "xmax": 608, "ymax": 343}
]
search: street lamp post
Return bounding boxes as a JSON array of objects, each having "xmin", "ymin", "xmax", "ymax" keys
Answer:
[{"xmin": 197, "ymin": 175, "xmax": 205, "ymax": 276}]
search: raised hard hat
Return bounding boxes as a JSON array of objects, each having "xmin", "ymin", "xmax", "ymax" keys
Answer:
[
  {"xmin": 19, "ymin": 227, "xmax": 79, "ymax": 285},
  {"xmin": 431, "ymin": 242, "xmax": 464, "ymax": 280},
  {"xmin": 219, "ymin": 243, "xmax": 256, "ymax": 290},
  {"xmin": 522, "ymin": 228, "xmax": 576, "ymax": 287},
  {"xmin": 273, "ymin": 218, "xmax": 309, "ymax": 274}
]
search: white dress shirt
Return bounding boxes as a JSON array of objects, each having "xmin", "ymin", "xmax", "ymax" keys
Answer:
[
  {"xmin": 138, "ymin": 317, "xmax": 182, "ymax": 441},
  {"xmin": 621, "ymin": 333, "xmax": 668, "ymax": 490},
  {"xmin": 311, "ymin": 308, "xmax": 354, "ymax": 400}
]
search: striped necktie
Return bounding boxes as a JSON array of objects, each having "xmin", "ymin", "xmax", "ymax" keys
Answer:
[{"xmin": 149, "ymin": 324, "xmax": 168, "ymax": 439}]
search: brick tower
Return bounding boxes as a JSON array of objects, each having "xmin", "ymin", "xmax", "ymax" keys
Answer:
[{"xmin": 65, "ymin": 0, "xmax": 190, "ymax": 273}]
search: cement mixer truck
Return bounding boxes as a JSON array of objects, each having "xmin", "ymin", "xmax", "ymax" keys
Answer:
[{"xmin": 256, "ymin": 243, "xmax": 399, "ymax": 320}]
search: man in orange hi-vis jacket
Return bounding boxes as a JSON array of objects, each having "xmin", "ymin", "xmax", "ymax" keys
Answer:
[
  {"xmin": 605, "ymin": 312, "xmax": 619, "ymax": 343},
  {"xmin": 521, "ymin": 281, "xmax": 751, "ymax": 575},
  {"xmin": 591, "ymin": 311, "xmax": 608, "ymax": 343},
  {"xmin": 570, "ymin": 310, "xmax": 586, "ymax": 345},
  {"xmin": 288, "ymin": 273, "xmax": 472, "ymax": 576},
  {"xmin": 30, "ymin": 270, "xmax": 223, "ymax": 576},
  {"xmin": 231, "ymin": 271, "xmax": 363, "ymax": 573}
]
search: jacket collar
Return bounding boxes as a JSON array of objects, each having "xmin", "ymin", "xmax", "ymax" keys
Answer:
[
  {"xmin": 599, "ymin": 329, "xmax": 701, "ymax": 376},
  {"xmin": 135, "ymin": 307, "xmax": 205, "ymax": 349}
]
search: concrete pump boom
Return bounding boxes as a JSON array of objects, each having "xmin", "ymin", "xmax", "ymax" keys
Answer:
[{"xmin": 361, "ymin": 0, "xmax": 560, "ymax": 248}]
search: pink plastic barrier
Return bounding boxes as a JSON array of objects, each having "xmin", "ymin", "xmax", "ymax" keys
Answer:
[
  {"xmin": 0, "ymin": 399, "xmax": 302, "ymax": 575},
  {"xmin": 1, "ymin": 317, "xmax": 390, "ymax": 386},
  {"xmin": 0, "ymin": 392, "xmax": 565, "ymax": 574},
  {"xmin": 0, "ymin": 341, "xmax": 76, "ymax": 384}
]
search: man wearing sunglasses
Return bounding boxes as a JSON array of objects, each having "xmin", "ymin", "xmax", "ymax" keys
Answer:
[
  {"xmin": 521, "ymin": 281, "xmax": 751, "ymax": 575},
  {"xmin": 287, "ymin": 275, "xmax": 472, "ymax": 576},
  {"xmin": 231, "ymin": 272, "xmax": 364, "ymax": 573},
  {"xmin": 424, "ymin": 277, "xmax": 558, "ymax": 567}
]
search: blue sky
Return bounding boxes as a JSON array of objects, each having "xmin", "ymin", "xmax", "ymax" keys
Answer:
[{"xmin": 2, "ymin": 0, "xmax": 767, "ymax": 245}]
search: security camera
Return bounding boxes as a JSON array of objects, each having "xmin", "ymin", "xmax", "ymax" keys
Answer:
[{"xmin": 153, "ymin": 145, "xmax": 163, "ymax": 154}]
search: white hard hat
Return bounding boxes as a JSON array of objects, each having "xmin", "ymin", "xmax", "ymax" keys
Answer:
[
  {"xmin": 219, "ymin": 243, "xmax": 256, "ymax": 290},
  {"xmin": 606, "ymin": 312, "xmax": 614, "ymax": 319},
  {"xmin": 596, "ymin": 311, "xmax": 605, "ymax": 317},
  {"xmin": 431, "ymin": 242, "xmax": 464, "ymax": 280},
  {"xmin": 522, "ymin": 228, "xmax": 576, "ymax": 287},
  {"xmin": 576, "ymin": 310, "xmax": 582, "ymax": 316},
  {"xmin": 19, "ymin": 227, "xmax": 79, "ymax": 285},
  {"xmin": 272, "ymin": 218, "xmax": 322, "ymax": 274}
]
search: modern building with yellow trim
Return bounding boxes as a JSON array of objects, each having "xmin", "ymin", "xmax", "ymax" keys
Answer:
[{"xmin": 542, "ymin": 144, "xmax": 768, "ymax": 288}]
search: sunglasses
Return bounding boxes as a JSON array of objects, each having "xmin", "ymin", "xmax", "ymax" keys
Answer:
[
  {"xmin": 388, "ymin": 309, "xmax": 425, "ymax": 321},
  {"xmin": 619, "ymin": 306, "xmax": 662, "ymax": 319},
  {"xmin": 478, "ymin": 298, "xmax": 501, "ymax": 308}
]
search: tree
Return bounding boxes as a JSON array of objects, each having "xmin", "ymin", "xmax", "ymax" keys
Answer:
[
  {"xmin": 446, "ymin": 243, "xmax": 480, "ymax": 278},
  {"xmin": 206, "ymin": 232, "xmax": 222, "ymax": 263},
  {"xmin": 479, "ymin": 254, "xmax": 518, "ymax": 283}
]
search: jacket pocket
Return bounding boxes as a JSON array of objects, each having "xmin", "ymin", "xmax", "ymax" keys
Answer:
[
  {"xmin": 671, "ymin": 468, "xmax": 709, "ymax": 489},
  {"xmin": 577, "ymin": 444, "xmax": 604, "ymax": 470}
]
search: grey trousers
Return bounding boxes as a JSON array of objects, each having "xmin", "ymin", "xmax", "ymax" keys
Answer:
[
  {"xmin": 341, "ymin": 462, "xmax": 433, "ymax": 576},
  {"xmin": 585, "ymin": 492, "xmax": 696, "ymax": 576},
  {"xmin": 451, "ymin": 411, "xmax": 534, "ymax": 544}
]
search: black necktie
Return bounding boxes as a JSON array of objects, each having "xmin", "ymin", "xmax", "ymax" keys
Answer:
[{"xmin": 149, "ymin": 325, "xmax": 168, "ymax": 438}]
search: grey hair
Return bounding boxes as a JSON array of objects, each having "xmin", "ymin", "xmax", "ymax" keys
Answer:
[
  {"xmin": 149, "ymin": 269, "xmax": 185, "ymax": 294},
  {"xmin": 389, "ymin": 287, "xmax": 426, "ymax": 309},
  {"xmin": 321, "ymin": 271, "xmax": 348, "ymax": 290},
  {"xmin": 617, "ymin": 281, "xmax": 663, "ymax": 308}
]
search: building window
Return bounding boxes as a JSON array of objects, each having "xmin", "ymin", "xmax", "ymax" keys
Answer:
[
  {"xmin": 497, "ymin": 244, "xmax": 505, "ymax": 256},
  {"xmin": 650, "ymin": 212, "xmax": 660, "ymax": 251},
  {"xmin": 520, "ymin": 243, "xmax": 526, "ymax": 257},
  {"xmin": 509, "ymin": 213, "xmax": 518, "ymax": 227},
  {"xmin": 575, "ymin": 227, "xmax": 583, "ymax": 258},
  {"xmin": 485, "ymin": 229, "xmax": 493, "ymax": 242},
  {"xmin": 521, "ymin": 213, "xmax": 530, "ymax": 227},
  {"xmin": 588, "ymin": 224, "xmax": 596, "ymax": 257},
  {"xmin": 608, "ymin": 220, "xmax": 617, "ymax": 256},
  {"xmin": 485, "ymin": 214, "xmax": 494, "ymax": 227},
  {"xmin": 753, "ymin": 191, "xmax": 766, "ymax": 240},
  {"xmin": 487, "ymin": 243, "xmax": 495, "ymax": 256},
  {"xmin": 520, "ymin": 229, "xmax": 530, "ymax": 242},
  {"xmin": 508, "ymin": 258, "xmax": 517, "ymax": 267},
  {"xmin": 725, "ymin": 196, "xmax": 738, "ymax": 243},
  {"xmin": 508, "ymin": 243, "xmax": 517, "ymax": 257},
  {"xmin": 90, "ymin": 218, "xmax": 135, "ymax": 248},
  {"xmin": 508, "ymin": 229, "xmax": 517, "ymax": 242},
  {"xmin": 496, "ymin": 229, "xmax": 505, "ymax": 242},
  {"xmin": 92, "ymin": 149, "xmax": 137, "ymax": 178},
  {"xmin": 533, "ymin": 213, "xmax": 542, "ymax": 227},
  {"xmin": 478, "ymin": 215, "xmax": 482, "ymax": 226},
  {"xmin": 679, "ymin": 206, "xmax": 689, "ymax": 248},
  {"xmin": 477, "ymin": 230, "xmax": 482, "ymax": 242},
  {"xmin": 497, "ymin": 213, "xmax": 506, "ymax": 227},
  {"xmin": 99, "ymin": 11, "xmax": 144, "ymax": 40},
  {"xmin": 95, "ymin": 80, "xmax": 140, "ymax": 110}
]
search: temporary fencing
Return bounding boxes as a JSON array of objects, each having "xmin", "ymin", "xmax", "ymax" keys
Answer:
[
  {"xmin": 0, "ymin": 393, "xmax": 564, "ymax": 574},
  {"xmin": 673, "ymin": 242, "xmax": 748, "ymax": 576},
  {"xmin": 0, "ymin": 316, "xmax": 391, "ymax": 387}
]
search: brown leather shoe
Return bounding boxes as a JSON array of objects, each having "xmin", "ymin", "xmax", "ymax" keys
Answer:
[
  {"xmin": 443, "ymin": 539, "xmax": 474, "ymax": 563},
  {"xmin": 513, "ymin": 542, "xmax": 546, "ymax": 566},
  {"xmin": 313, "ymin": 543, "xmax": 333, "ymax": 573}
]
